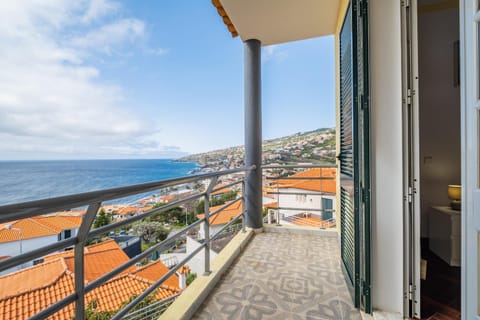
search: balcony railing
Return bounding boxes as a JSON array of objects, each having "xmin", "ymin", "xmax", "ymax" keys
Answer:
[
  {"xmin": 0, "ymin": 163, "xmax": 337, "ymax": 319},
  {"xmin": 0, "ymin": 166, "xmax": 255, "ymax": 320},
  {"xmin": 121, "ymin": 294, "xmax": 180, "ymax": 320}
]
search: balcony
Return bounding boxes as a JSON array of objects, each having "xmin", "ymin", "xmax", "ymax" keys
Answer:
[
  {"xmin": 0, "ymin": 165, "xmax": 342, "ymax": 320},
  {"xmin": 189, "ymin": 229, "xmax": 359, "ymax": 320}
]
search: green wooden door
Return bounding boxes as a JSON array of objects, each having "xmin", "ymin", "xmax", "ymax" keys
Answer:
[{"xmin": 339, "ymin": 0, "xmax": 371, "ymax": 314}]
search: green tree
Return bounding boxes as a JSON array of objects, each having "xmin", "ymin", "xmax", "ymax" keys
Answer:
[
  {"xmin": 195, "ymin": 191, "xmax": 239, "ymax": 214},
  {"xmin": 220, "ymin": 191, "xmax": 238, "ymax": 202},
  {"xmin": 118, "ymin": 292, "xmax": 157, "ymax": 313},
  {"xmin": 195, "ymin": 200, "xmax": 205, "ymax": 214},
  {"xmin": 133, "ymin": 221, "xmax": 169, "ymax": 243},
  {"xmin": 150, "ymin": 205, "xmax": 187, "ymax": 226},
  {"xmin": 81, "ymin": 299, "xmax": 113, "ymax": 320},
  {"xmin": 79, "ymin": 293, "xmax": 158, "ymax": 320},
  {"xmin": 94, "ymin": 208, "xmax": 111, "ymax": 228},
  {"xmin": 186, "ymin": 272, "xmax": 197, "ymax": 285}
]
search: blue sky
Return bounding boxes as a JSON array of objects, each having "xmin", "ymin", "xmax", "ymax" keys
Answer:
[{"xmin": 0, "ymin": 0, "xmax": 334, "ymax": 160}]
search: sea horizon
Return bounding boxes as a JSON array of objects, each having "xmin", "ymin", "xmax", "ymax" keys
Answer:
[
  {"xmin": 0, "ymin": 157, "xmax": 189, "ymax": 162},
  {"xmin": 0, "ymin": 159, "xmax": 198, "ymax": 206}
]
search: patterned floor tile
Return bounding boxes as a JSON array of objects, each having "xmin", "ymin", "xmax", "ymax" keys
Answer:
[{"xmin": 192, "ymin": 232, "xmax": 361, "ymax": 320}]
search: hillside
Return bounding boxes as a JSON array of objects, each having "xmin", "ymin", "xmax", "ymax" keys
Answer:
[{"xmin": 178, "ymin": 128, "xmax": 336, "ymax": 172}]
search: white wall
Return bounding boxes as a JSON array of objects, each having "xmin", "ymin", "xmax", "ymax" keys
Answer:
[
  {"xmin": 0, "ymin": 235, "xmax": 58, "ymax": 274},
  {"xmin": 0, "ymin": 235, "xmax": 58, "ymax": 258},
  {"xmin": 418, "ymin": 4, "xmax": 460, "ymax": 237},
  {"xmin": 160, "ymin": 236, "xmax": 218, "ymax": 275},
  {"xmin": 276, "ymin": 188, "xmax": 336, "ymax": 219},
  {"xmin": 370, "ymin": 0, "xmax": 404, "ymax": 314},
  {"xmin": 198, "ymin": 223, "xmax": 223, "ymax": 240}
]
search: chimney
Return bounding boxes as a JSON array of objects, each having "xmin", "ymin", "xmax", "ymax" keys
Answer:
[{"xmin": 176, "ymin": 265, "xmax": 189, "ymax": 290}]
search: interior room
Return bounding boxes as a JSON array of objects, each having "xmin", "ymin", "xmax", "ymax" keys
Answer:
[{"xmin": 417, "ymin": 0, "xmax": 461, "ymax": 318}]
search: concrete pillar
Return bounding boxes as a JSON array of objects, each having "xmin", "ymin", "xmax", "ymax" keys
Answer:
[{"xmin": 244, "ymin": 39, "xmax": 263, "ymax": 229}]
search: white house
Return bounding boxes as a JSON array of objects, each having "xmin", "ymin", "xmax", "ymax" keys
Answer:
[
  {"xmin": 160, "ymin": 236, "xmax": 218, "ymax": 275},
  {"xmin": 196, "ymin": 200, "xmax": 243, "ymax": 240},
  {"xmin": 266, "ymin": 168, "xmax": 336, "ymax": 226},
  {"xmin": 0, "ymin": 215, "xmax": 82, "ymax": 274}
]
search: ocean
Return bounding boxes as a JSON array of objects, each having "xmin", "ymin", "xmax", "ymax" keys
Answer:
[{"xmin": 0, "ymin": 159, "xmax": 198, "ymax": 206}]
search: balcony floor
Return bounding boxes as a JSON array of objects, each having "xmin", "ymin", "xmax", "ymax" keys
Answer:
[{"xmin": 193, "ymin": 231, "xmax": 361, "ymax": 320}]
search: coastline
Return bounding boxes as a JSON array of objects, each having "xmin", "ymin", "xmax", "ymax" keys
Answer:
[{"xmin": 0, "ymin": 159, "xmax": 199, "ymax": 206}]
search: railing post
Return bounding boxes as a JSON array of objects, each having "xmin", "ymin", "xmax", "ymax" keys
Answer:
[
  {"xmin": 203, "ymin": 177, "xmax": 217, "ymax": 275},
  {"xmin": 203, "ymin": 193, "xmax": 211, "ymax": 275},
  {"xmin": 74, "ymin": 202, "xmax": 101, "ymax": 319},
  {"xmin": 276, "ymin": 180, "xmax": 281, "ymax": 226},
  {"xmin": 244, "ymin": 38, "xmax": 263, "ymax": 230},
  {"xmin": 241, "ymin": 179, "xmax": 246, "ymax": 233}
]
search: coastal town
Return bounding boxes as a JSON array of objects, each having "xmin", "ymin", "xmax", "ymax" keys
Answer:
[
  {"xmin": 179, "ymin": 127, "xmax": 336, "ymax": 173},
  {"xmin": 0, "ymin": 128, "xmax": 337, "ymax": 319}
]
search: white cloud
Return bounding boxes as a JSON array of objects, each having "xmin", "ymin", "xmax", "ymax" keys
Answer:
[
  {"xmin": 146, "ymin": 47, "xmax": 170, "ymax": 56},
  {"xmin": 71, "ymin": 19, "xmax": 145, "ymax": 55},
  {"xmin": 81, "ymin": 0, "xmax": 119, "ymax": 23},
  {"xmin": 0, "ymin": 0, "xmax": 182, "ymax": 160},
  {"xmin": 262, "ymin": 45, "xmax": 288, "ymax": 63}
]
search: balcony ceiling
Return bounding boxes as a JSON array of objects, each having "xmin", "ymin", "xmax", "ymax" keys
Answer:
[{"xmin": 219, "ymin": 0, "xmax": 342, "ymax": 46}]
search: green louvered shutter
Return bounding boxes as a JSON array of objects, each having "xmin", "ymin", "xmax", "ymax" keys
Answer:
[
  {"xmin": 339, "ymin": 0, "xmax": 371, "ymax": 313},
  {"xmin": 339, "ymin": 0, "xmax": 356, "ymax": 292}
]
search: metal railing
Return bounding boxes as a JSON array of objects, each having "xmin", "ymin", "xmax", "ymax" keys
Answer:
[
  {"xmin": 262, "ymin": 164, "xmax": 337, "ymax": 228},
  {"xmin": 121, "ymin": 294, "xmax": 180, "ymax": 320},
  {"xmin": 0, "ymin": 166, "xmax": 255, "ymax": 320}
]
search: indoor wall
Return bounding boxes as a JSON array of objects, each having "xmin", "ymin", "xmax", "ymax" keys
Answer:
[{"xmin": 418, "ymin": 0, "xmax": 460, "ymax": 237}]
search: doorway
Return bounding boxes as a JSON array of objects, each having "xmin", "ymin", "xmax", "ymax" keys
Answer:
[{"xmin": 404, "ymin": 1, "xmax": 462, "ymax": 319}]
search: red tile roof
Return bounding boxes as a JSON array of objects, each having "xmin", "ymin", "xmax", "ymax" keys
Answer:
[
  {"xmin": 131, "ymin": 260, "xmax": 178, "ymax": 288},
  {"xmin": 276, "ymin": 168, "xmax": 336, "ymax": 194},
  {"xmin": 159, "ymin": 194, "xmax": 175, "ymax": 202},
  {"xmin": 32, "ymin": 216, "xmax": 81, "ymax": 233},
  {"xmin": 211, "ymin": 0, "xmax": 238, "ymax": 37},
  {"xmin": 63, "ymin": 248, "xmax": 136, "ymax": 282},
  {"xmin": 0, "ymin": 259, "xmax": 76, "ymax": 320},
  {"xmin": 116, "ymin": 206, "xmax": 139, "ymax": 216},
  {"xmin": 0, "ymin": 241, "xmax": 181, "ymax": 319},
  {"xmin": 197, "ymin": 200, "xmax": 242, "ymax": 226},
  {"xmin": 85, "ymin": 274, "xmax": 179, "ymax": 312},
  {"xmin": 44, "ymin": 239, "xmax": 135, "ymax": 281},
  {"xmin": 0, "ymin": 215, "xmax": 82, "ymax": 243},
  {"xmin": 211, "ymin": 183, "xmax": 236, "ymax": 196},
  {"xmin": 0, "ymin": 219, "xmax": 56, "ymax": 243},
  {"xmin": 86, "ymin": 239, "xmax": 122, "ymax": 252},
  {"xmin": 264, "ymin": 202, "xmax": 278, "ymax": 209},
  {"xmin": 43, "ymin": 239, "xmax": 121, "ymax": 262},
  {"xmin": 140, "ymin": 205, "xmax": 154, "ymax": 212}
]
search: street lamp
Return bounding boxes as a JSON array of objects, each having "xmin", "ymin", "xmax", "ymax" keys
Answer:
[{"xmin": 3, "ymin": 224, "xmax": 22, "ymax": 256}]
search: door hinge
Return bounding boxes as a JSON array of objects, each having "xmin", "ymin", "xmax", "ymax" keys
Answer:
[
  {"xmin": 356, "ymin": 0, "xmax": 362, "ymax": 18},
  {"xmin": 408, "ymin": 283, "xmax": 416, "ymax": 300},
  {"xmin": 360, "ymin": 94, "xmax": 368, "ymax": 111},
  {"xmin": 359, "ymin": 0, "xmax": 368, "ymax": 18},
  {"xmin": 406, "ymin": 89, "xmax": 413, "ymax": 105},
  {"xmin": 407, "ymin": 186, "xmax": 413, "ymax": 203},
  {"xmin": 362, "ymin": 280, "xmax": 371, "ymax": 296},
  {"xmin": 402, "ymin": 0, "xmax": 411, "ymax": 8}
]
